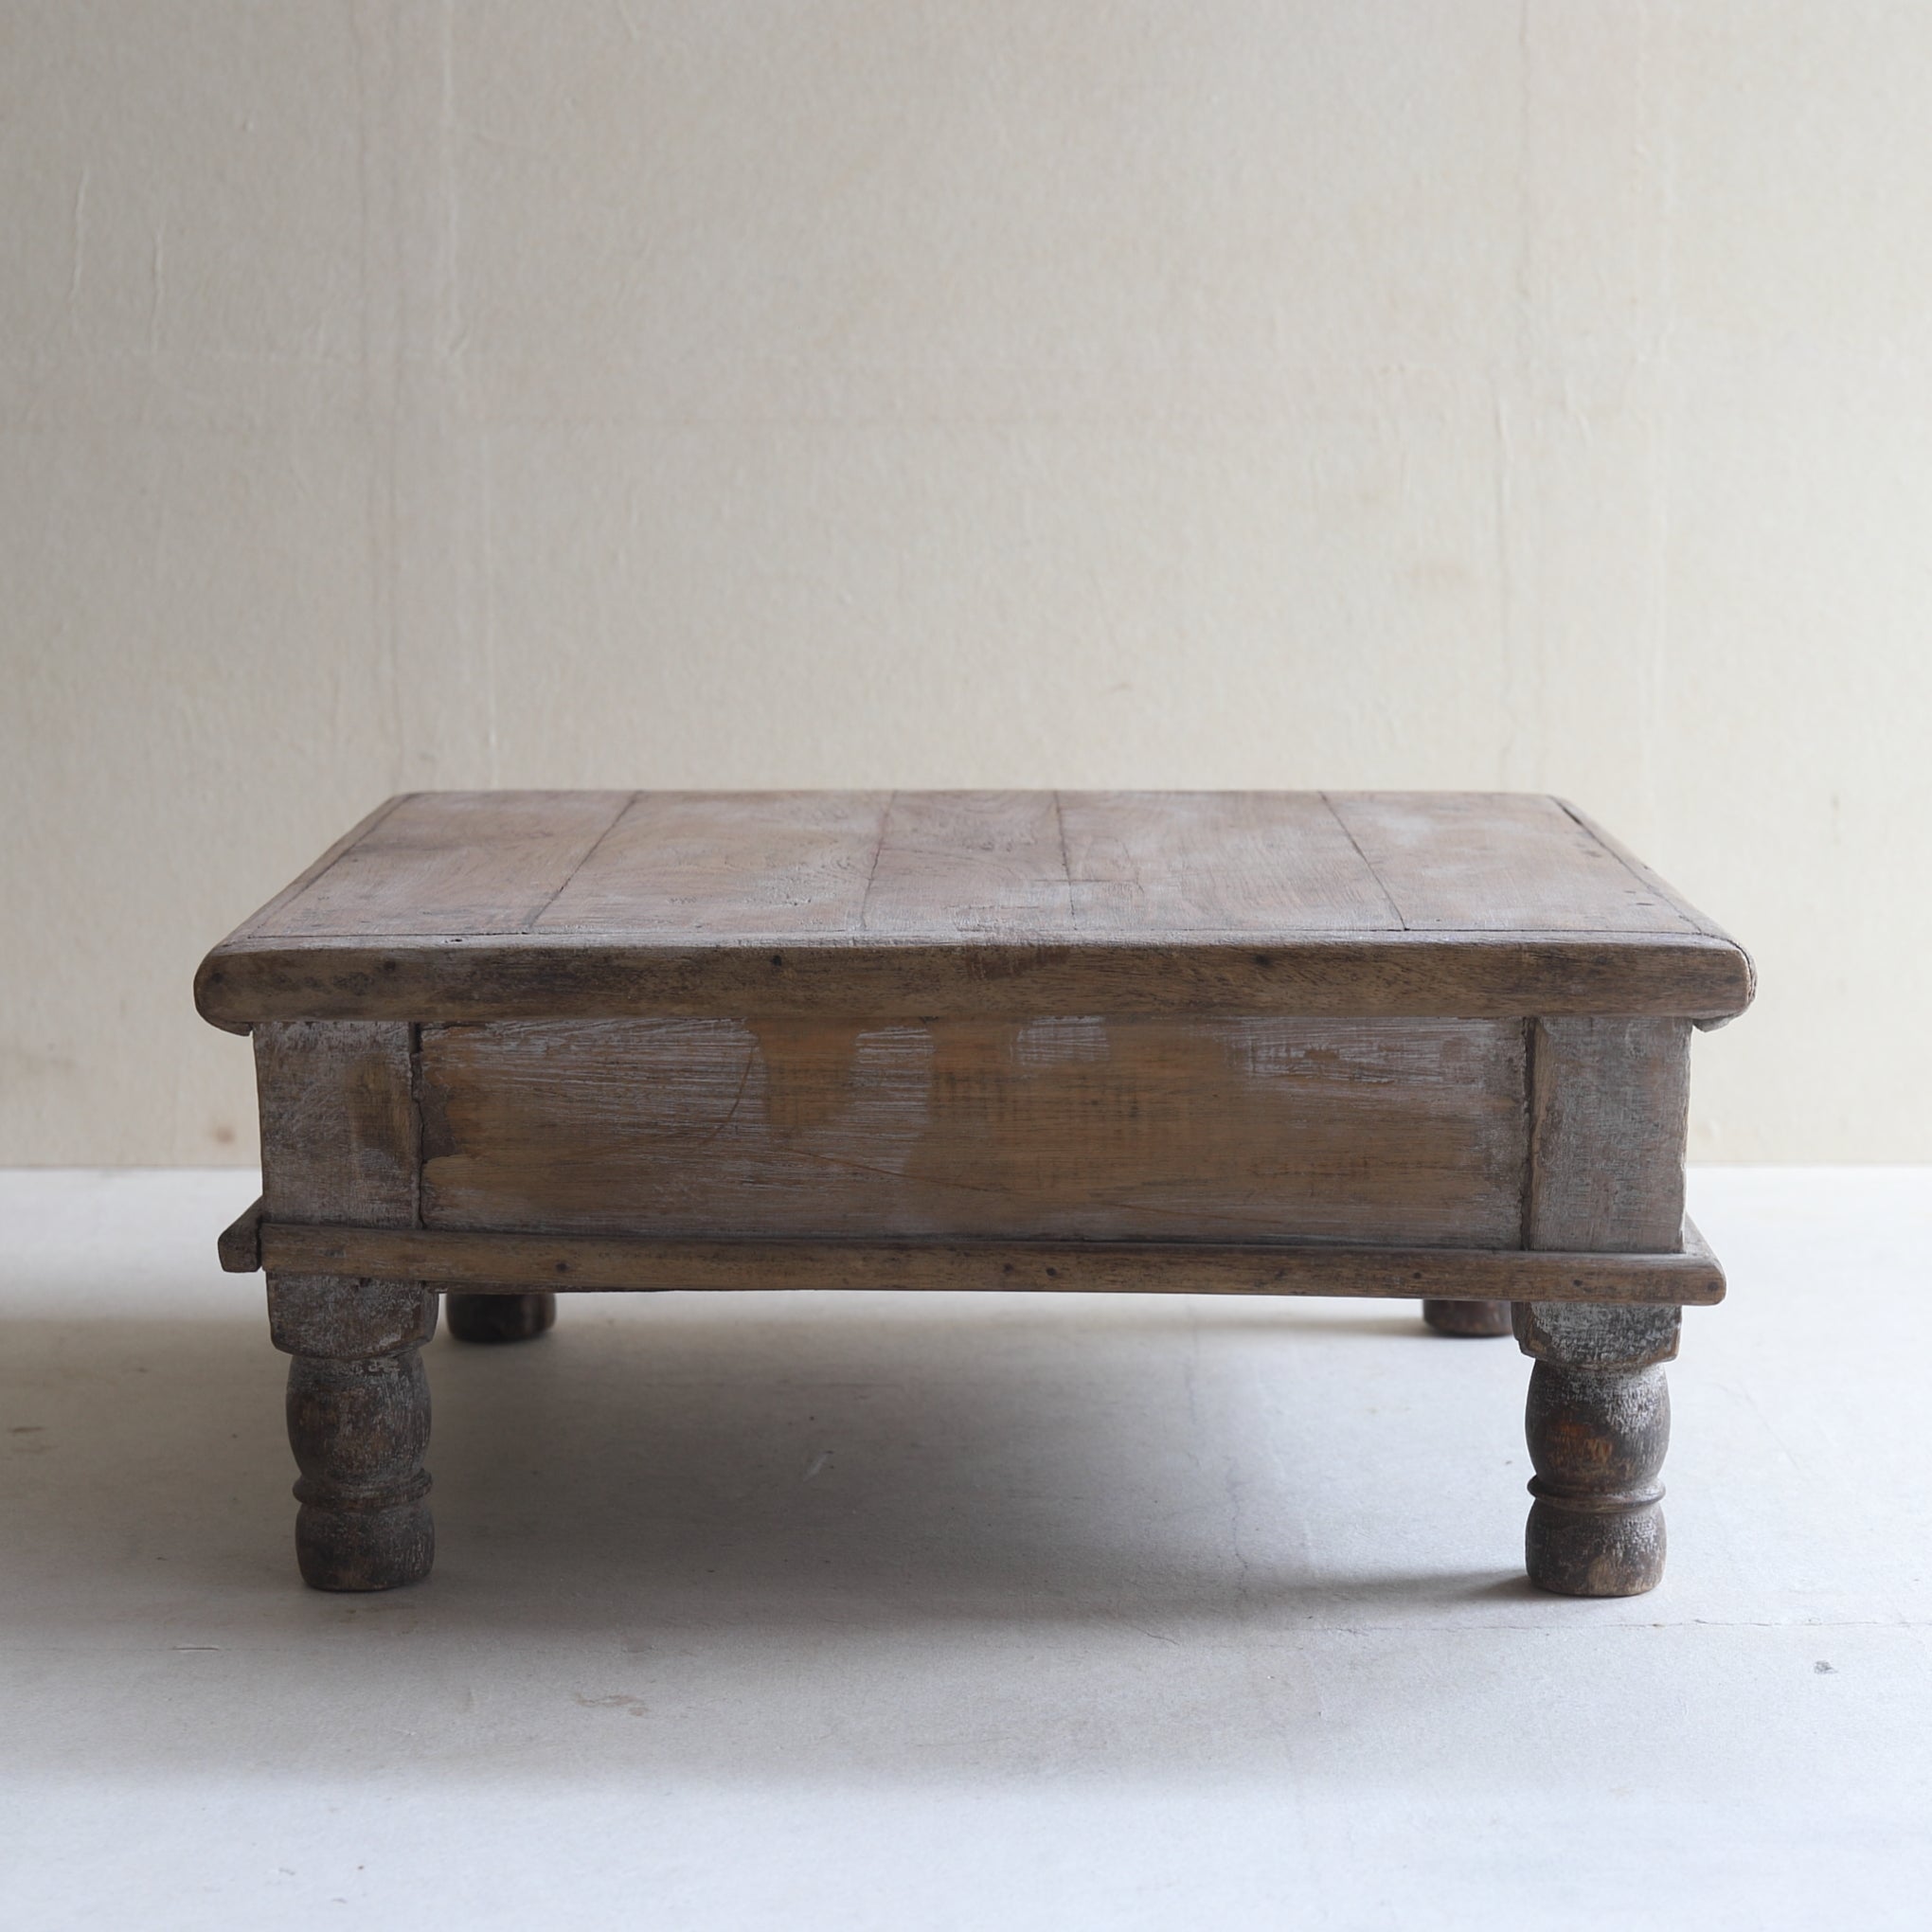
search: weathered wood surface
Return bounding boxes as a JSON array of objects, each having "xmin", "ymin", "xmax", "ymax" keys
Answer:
[
  {"xmin": 1554, "ymin": 800, "xmax": 1752, "ymax": 1028},
  {"xmin": 537, "ymin": 791, "xmax": 889, "ymax": 935},
  {"xmin": 218, "ymin": 1194, "xmax": 264, "ymax": 1272},
  {"xmin": 255, "ymin": 791, "xmax": 635, "ymax": 939},
  {"xmin": 1515, "ymin": 1300, "xmax": 1683, "ymax": 1368},
  {"xmin": 202, "ymin": 797, "xmax": 411, "ymax": 1032},
  {"xmin": 254, "ymin": 1218, "xmax": 1726, "ymax": 1304},
  {"xmin": 254, "ymin": 1022, "xmax": 418, "ymax": 1226},
  {"xmin": 1426, "ymin": 1006, "xmax": 1688, "ymax": 1347},
  {"xmin": 1516, "ymin": 1302, "xmax": 1679, "ymax": 1597},
  {"xmin": 1515, "ymin": 1017, "xmax": 1691, "ymax": 1596},
  {"xmin": 257, "ymin": 1020, "xmax": 436, "ymax": 1591},
  {"xmin": 1527, "ymin": 1017, "xmax": 1691, "ymax": 1253},
  {"xmin": 1061, "ymin": 791, "xmax": 1402, "ymax": 933},
  {"xmin": 418, "ymin": 1015, "xmax": 1529, "ymax": 1245},
  {"xmin": 269, "ymin": 1274, "xmax": 439, "ymax": 1360},
  {"xmin": 201, "ymin": 929, "xmax": 1753, "ymax": 1026},
  {"xmin": 271, "ymin": 1273, "xmax": 436, "ymax": 1592},
  {"xmin": 1327, "ymin": 793, "xmax": 1698, "ymax": 934},
  {"xmin": 204, "ymin": 793, "xmax": 1746, "ymax": 1596},
  {"xmin": 196, "ymin": 792, "xmax": 1756, "ymax": 1026}
]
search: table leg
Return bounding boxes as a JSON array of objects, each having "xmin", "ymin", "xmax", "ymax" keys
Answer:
[
  {"xmin": 446, "ymin": 1291, "xmax": 557, "ymax": 1345},
  {"xmin": 1514, "ymin": 1301, "xmax": 1678, "ymax": 1596},
  {"xmin": 268, "ymin": 1273, "xmax": 436, "ymax": 1591},
  {"xmin": 1422, "ymin": 1298, "xmax": 1512, "ymax": 1336}
]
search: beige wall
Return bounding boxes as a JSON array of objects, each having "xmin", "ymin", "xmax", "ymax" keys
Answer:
[{"xmin": 4, "ymin": 2, "xmax": 1927, "ymax": 1164}]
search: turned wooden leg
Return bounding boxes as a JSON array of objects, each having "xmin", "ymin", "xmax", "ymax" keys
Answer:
[
  {"xmin": 1422, "ymin": 1298, "xmax": 1512, "ymax": 1337},
  {"xmin": 268, "ymin": 1273, "xmax": 437, "ymax": 1591},
  {"xmin": 1514, "ymin": 1302, "xmax": 1678, "ymax": 1597},
  {"xmin": 445, "ymin": 1290, "xmax": 557, "ymax": 1345}
]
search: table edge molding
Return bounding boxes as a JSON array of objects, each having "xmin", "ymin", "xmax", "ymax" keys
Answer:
[{"xmin": 226, "ymin": 1211, "xmax": 1726, "ymax": 1306}]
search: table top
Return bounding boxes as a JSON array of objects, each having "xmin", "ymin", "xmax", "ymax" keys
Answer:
[{"xmin": 196, "ymin": 790, "xmax": 1753, "ymax": 1028}]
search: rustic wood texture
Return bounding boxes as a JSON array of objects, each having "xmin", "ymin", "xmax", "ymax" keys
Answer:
[
  {"xmin": 445, "ymin": 1290, "xmax": 557, "ymax": 1344},
  {"xmin": 252, "ymin": 1218, "xmax": 1726, "ymax": 1304},
  {"xmin": 1552, "ymin": 799, "xmax": 1754, "ymax": 1029},
  {"xmin": 255, "ymin": 1021, "xmax": 436, "ymax": 1590},
  {"xmin": 1516, "ymin": 1302, "xmax": 1679, "ymax": 1597},
  {"xmin": 1421, "ymin": 1298, "xmax": 1512, "ymax": 1336},
  {"xmin": 1057, "ymin": 791, "xmax": 1404, "ymax": 933},
  {"xmin": 253, "ymin": 1022, "xmax": 418, "ymax": 1226},
  {"xmin": 195, "ymin": 791, "xmax": 1757, "ymax": 1026},
  {"xmin": 857, "ymin": 791, "xmax": 1071, "ymax": 935},
  {"xmin": 200, "ymin": 797, "xmax": 411, "ymax": 1033},
  {"xmin": 202, "ymin": 792, "xmax": 1746, "ymax": 1596},
  {"xmin": 1515, "ymin": 1300, "xmax": 1683, "ymax": 1368},
  {"xmin": 1516, "ymin": 1016, "xmax": 1692, "ymax": 1595},
  {"xmin": 268, "ymin": 1274, "xmax": 439, "ymax": 1360},
  {"xmin": 200, "ymin": 930, "xmax": 1753, "ymax": 1027},
  {"xmin": 258, "ymin": 791, "xmax": 635, "ymax": 938},
  {"xmin": 417, "ymin": 1015, "xmax": 1529, "ymax": 1245},
  {"xmin": 1327, "ymin": 793, "xmax": 1697, "ymax": 934},
  {"xmin": 538, "ymin": 791, "xmax": 889, "ymax": 935},
  {"xmin": 1528, "ymin": 1017, "xmax": 1692, "ymax": 1252},
  {"xmin": 269, "ymin": 1273, "xmax": 436, "ymax": 1592},
  {"xmin": 218, "ymin": 1194, "xmax": 264, "ymax": 1272}
]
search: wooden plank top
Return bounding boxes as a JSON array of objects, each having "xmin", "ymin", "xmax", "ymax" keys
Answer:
[{"xmin": 196, "ymin": 791, "xmax": 1754, "ymax": 1029}]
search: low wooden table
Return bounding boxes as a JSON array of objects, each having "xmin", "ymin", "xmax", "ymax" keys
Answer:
[{"xmin": 199, "ymin": 791, "xmax": 1752, "ymax": 1598}]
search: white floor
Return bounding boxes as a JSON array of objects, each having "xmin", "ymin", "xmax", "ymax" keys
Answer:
[{"xmin": 0, "ymin": 1168, "xmax": 1927, "ymax": 1930}]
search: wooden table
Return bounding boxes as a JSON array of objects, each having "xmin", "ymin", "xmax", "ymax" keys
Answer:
[{"xmin": 199, "ymin": 791, "xmax": 1752, "ymax": 1599}]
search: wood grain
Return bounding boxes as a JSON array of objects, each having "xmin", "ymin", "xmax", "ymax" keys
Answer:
[
  {"xmin": 1527, "ymin": 1017, "xmax": 1691, "ymax": 1252},
  {"xmin": 196, "ymin": 792, "xmax": 1756, "ymax": 1027},
  {"xmin": 1551, "ymin": 798, "xmax": 1757, "ymax": 1028},
  {"xmin": 270, "ymin": 1259, "xmax": 438, "ymax": 1591},
  {"xmin": 256, "ymin": 1218, "xmax": 1726, "ymax": 1305},
  {"xmin": 267, "ymin": 1274, "xmax": 439, "ymax": 1360},
  {"xmin": 261, "ymin": 790, "xmax": 633, "ymax": 937},
  {"xmin": 1514, "ymin": 1014, "xmax": 1692, "ymax": 1597},
  {"xmin": 1327, "ymin": 793, "xmax": 1701, "ymax": 933},
  {"xmin": 1060, "ymin": 791, "xmax": 1402, "ymax": 932},
  {"xmin": 1522, "ymin": 1349, "xmax": 1671, "ymax": 1596},
  {"xmin": 199, "ymin": 929, "xmax": 1754, "ymax": 1027},
  {"xmin": 207, "ymin": 793, "xmax": 1752, "ymax": 1599},
  {"xmin": 1551, "ymin": 798, "xmax": 1739, "ymax": 941},
  {"xmin": 285, "ymin": 1340, "xmax": 434, "ymax": 1591},
  {"xmin": 1515, "ymin": 1300, "xmax": 1682, "ymax": 1368},
  {"xmin": 418, "ymin": 1014, "xmax": 1530, "ymax": 1246},
  {"xmin": 254, "ymin": 1021, "xmax": 418, "ymax": 1225},
  {"xmin": 1516, "ymin": 1294, "xmax": 1682, "ymax": 1596},
  {"xmin": 256, "ymin": 1020, "xmax": 436, "ymax": 1591},
  {"xmin": 201, "ymin": 797, "xmax": 411, "ymax": 1033},
  {"xmin": 538, "ymin": 791, "xmax": 890, "ymax": 934},
  {"xmin": 859, "ymin": 791, "xmax": 1074, "ymax": 936}
]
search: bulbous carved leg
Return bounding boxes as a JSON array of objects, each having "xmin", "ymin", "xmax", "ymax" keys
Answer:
[
  {"xmin": 1514, "ymin": 1301, "xmax": 1680, "ymax": 1597},
  {"xmin": 269, "ymin": 1274, "xmax": 437, "ymax": 1591},
  {"xmin": 1422, "ymin": 1298, "xmax": 1512, "ymax": 1337},
  {"xmin": 446, "ymin": 1291, "xmax": 557, "ymax": 1345}
]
